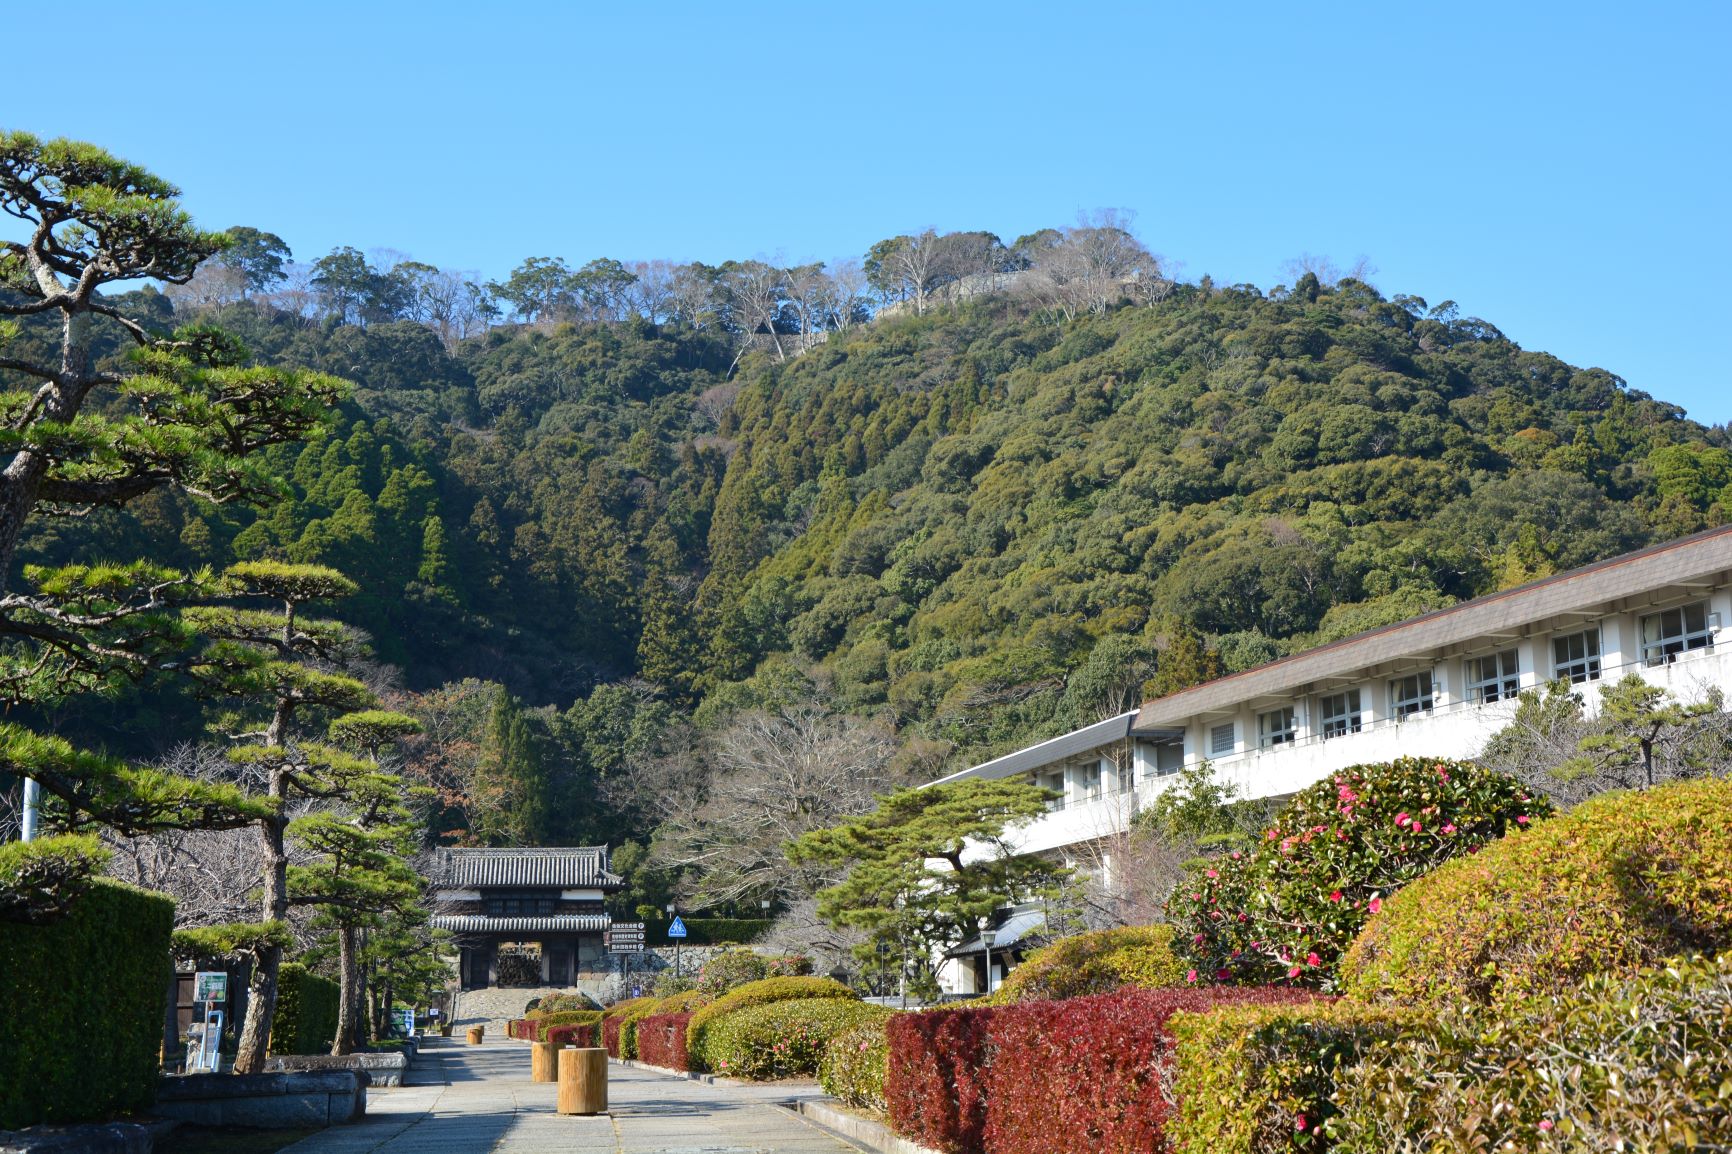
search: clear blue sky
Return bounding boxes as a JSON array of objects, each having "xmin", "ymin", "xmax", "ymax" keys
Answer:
[{"xmin": 12, "ymin": 1, "xmax": 1730, "ymax": 423}]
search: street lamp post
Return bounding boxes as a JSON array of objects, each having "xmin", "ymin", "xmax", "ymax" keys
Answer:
[{"xmin": 981, "ymin": 929, "xmax": 997, "ymax": 996}]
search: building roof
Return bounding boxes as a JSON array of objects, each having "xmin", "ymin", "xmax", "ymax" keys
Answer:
[
  {"xmin": 1135, "ymin": 523, "xmax": 1732, "ymax": 729},
  {"xmin": 947, "ymin": 906, "xmax": 1048, "ymax": 958},
  {"xmin": 929, "ymin": 712, "xmax": 1137, "ymax": 787},
  {"xmin": 431, "ymin": 847, "xmax": 623, "ymax": 890},
  {"xmin": 431, "ymin": 914, "xmax": 612, "ymax": 934}
]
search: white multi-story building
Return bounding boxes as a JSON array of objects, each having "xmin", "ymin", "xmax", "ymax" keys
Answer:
[{"xmin": 935, "ymin": 524, "xmax": 1732, "ymax": 992}]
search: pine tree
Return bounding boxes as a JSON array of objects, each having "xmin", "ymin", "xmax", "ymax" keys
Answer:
[{"xmin": 186, "ymin": 561, "xmax": 420, "ymax": 1072}]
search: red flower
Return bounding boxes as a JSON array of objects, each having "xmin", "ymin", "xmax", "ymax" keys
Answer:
[
  {"xmin": 1296, "ymin": 1114, "xmax": 1309, "ymax": 1132},
  {"xmin": 1411, "ymin": 821, "xmax": 1423, "ymax": 834},
  {"xmin": 1186, "ymin": 969, "xmax": 1198, "ymax": 984},
  {"xmin": 1395, "ymin": 811, "xmax": 1411, "ymax": 828},
  {"xmin": 1306, "ymin": 952, "xmax": 1321, "ymax": 967},
  {"xmin": 1205, "ymin": 868, "xmax": 1219, "ymax": 879},
  {"xmin": 1368, "ymin": 897, "xmax": 1383, "ymax": 914},
  {"xmin": 1287, "ymin": 965, "xmax": 1302, "ymax": 979},
  {"xmin": 1329, "ymin": 890, "xmax": 1343, "ymax": 903},
  {"xmin": 1215, "ymin": 968, "xmax": 1230, "ymax": 980}
]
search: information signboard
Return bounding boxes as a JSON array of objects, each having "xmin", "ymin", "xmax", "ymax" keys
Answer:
[
  {"xmin": 605, "ymin": 922, "xmax": 646, "ymax": 952},
  {"xmin": 194, "ymin": 971, "xmax": 228, "ymax": 1003}
]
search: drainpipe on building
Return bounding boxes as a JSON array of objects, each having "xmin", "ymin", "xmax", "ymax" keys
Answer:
[{"xmin": 21, "ymin": 777, "xmax": 39, "ymax": 841}]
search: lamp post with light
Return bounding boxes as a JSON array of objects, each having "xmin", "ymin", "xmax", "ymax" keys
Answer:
[{"xmin": 981, "ymin": 928, "xmax": 997, "ymax": 995}]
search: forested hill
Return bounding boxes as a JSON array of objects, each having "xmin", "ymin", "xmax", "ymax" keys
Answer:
[{"xmin": 23, "ymin": 274, "xmax": 1731, "ymax": 770}]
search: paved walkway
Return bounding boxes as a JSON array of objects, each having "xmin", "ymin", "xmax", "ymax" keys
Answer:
[{"xmin": 278, "ymin": 1038, "xmax": 859, "ymax": 1154}]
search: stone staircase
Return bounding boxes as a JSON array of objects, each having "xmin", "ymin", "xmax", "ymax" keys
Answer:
[{"xmin": 453, "ymin": 985, "xmax": 613, "ymax": 1038}]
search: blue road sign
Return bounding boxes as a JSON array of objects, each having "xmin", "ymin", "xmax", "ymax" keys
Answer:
[{"xmin": 668, "ymin": 915, "xmax": 688, "ymax": 939}]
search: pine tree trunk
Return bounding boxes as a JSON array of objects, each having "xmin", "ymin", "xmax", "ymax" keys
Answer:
[
  {"xmin": 332, "ymin": 923, "xmax": 358, "ymax": 1056},
  {"xmin": 234, "ymin": 784, "xmax": 290, "ymax": 1073}
]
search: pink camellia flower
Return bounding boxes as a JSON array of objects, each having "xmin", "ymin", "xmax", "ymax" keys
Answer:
[
  {"xmin": 1230, "ymin": 851, "xmax": 1242, "ymax": 860},
  {"xmin": 1193, "ymin": 933, "xmax": 1206, "ymax": 946},
  {"xmin": 1516, "ymin": 815, "xmax": 1530, "ymax": 825},
  {"xmin": 1236, "ymin": 912, "xmax": 1248, "ymax": 923},
  {"xmin": 1441, "ymin": 823, "xmax": 1458, "ymax": 835},
  {"xmin": 1205, "ymin": 868, "xmax": 1219, "ymax": 879},
  {"xmin": 1186, "ymin": 969, "xmax": 1198, "ymax": 984},
  {"xmin": 1539, "ymin": 1120, "xmax": 1554, "ymax": 1132},
  {"xmin": 1192, "ymin": 893, "xmax": 1203, "ymax": 902},
  {"xmin": 1295, "ymin": 1114, "xmax": 1308, "ymax": 1132},
  {"xmin": 1216, "ymin": 968, "xmax": 1230, "ymax": 981},
  {"xmin": 1287, "ymin": 965, "xmax": 1302, "ymax": 979},
  {"xmin": 1395, "ymin": 811, "xmax": 1411, "ymax": 828},
  {"xmin": 1329, "ymin": 890, "xmax": 1343, "ymax": 903},
  {"xmin": 1411, "ymin": 821, "xmax": 1423, "ymax": 834},
  {"xmin": 1306, "ymin": 952, "xmax": 1322, "ymax": 967},
  {"xmin": 1368, "ymin": 897, "xmax": 1383, "ymax": 914}
]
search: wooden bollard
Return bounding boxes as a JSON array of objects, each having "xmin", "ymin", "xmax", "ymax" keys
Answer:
[
  {"xmin": 557, "ymin": 1046, "xmax": 607, "ymax": 1115},
  {"xmin": 466, "ymin": 1024, "xmax": 484, "ymax": 1045},
  {"xmin": 531, "ymin": 1040, "xmax": 557, "ymax": 1082}
]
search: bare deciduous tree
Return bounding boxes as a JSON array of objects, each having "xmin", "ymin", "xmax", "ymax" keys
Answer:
[{"xmin": 636, "ymin": 706, "xmax": 901, "ymax": 908}]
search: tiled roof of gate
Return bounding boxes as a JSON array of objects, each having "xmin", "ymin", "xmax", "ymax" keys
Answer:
[
  {"xmin": 432, "ymin": 847, "xmax": 623, "ymax": 889},
  {"xmin": 431, "ymin": 914, "xmax": 612, "ymax": 933},
  {"xmin": 1135, "ymin": 523, "xmax": 1732, "ymax": 729}
]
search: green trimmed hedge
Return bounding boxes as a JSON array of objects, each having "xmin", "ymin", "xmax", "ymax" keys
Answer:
[
  {"xmin": 705, "ymin": 999, "xmax": 890, "ymax": 1081},
  {"xmin": 820, "ymin": 1017, "xmax": 892, "ymax": 1112},
  {"xmin": 989, "ymin": 924, "xmax": 1186, "ymax": 1004},
  {"xmin": 1342, "ymin": 777, "xmax": 1732, "ymax": 1010},
  {"xmin": 1331, "ymin": 954, "xmax": 1732, "ymax": 1151},
  {"xmin": 271, "ymin": 962, "xmax": 339, "ymax": 1055},
  {"xmin": 0, "ymin": 879, "xmax": 175, "ymax": 1129},
  {"xmin": 1167, "ymin": 1000, "xmax": 1421, "ymax": 1153},
  {"xmin": 686, "ymin": 976, "xmax": 857, "ymax": 1068},
  {"xmin": 534, "ymin": 1009, "xmax": 603, "ymax": 1042}
]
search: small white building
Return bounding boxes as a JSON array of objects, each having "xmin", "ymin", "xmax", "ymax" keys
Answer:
[{"xmin": 934, "ymin": 524, "xmax": 1732, "ymax": 992}]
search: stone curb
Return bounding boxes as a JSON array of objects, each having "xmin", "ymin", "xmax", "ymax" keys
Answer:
[{"xmin": 791, "ymin": 1099, "xmax": 943, "ymax": 1154}]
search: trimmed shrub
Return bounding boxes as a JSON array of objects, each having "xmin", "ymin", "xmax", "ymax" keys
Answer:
[
  {"xmin": 1331, "ymin": 954, "xmax": 1732, "ymax": 1152},
  {"xmin": 619, "ymin": 990, "xmax": 709, "ymax": 1059},
  {"xmin": 272, "ymin": 962, "xmax": 340, "ymax": 1055},
  {"xmin": 885, "ymin": 1002, "xmax": 998, "ymax": 1154},
  {"xmin": 545, "ymin": 1022, "xmax": 596, "ymax": 1048},
  {"xmin": 600, "ymin": 995, "xmax": 657, "ymax": 1057},
  {"xmin": 1342, "ymin": 776, "xmax": 1732, "ymax": 1010},
  {"xmin": 1170, "ymin": 756, "xmax": 1546, "ymax": 987},
  {"xmin": 1167, "ymin": 1000, "xmax": 1420, "ymax": 1153},
  {"xmin": 534, "ymin": 1009, "xmax": 602, "ymax": 1043},
  {"xmin": 886, "ymin": 986, "xmax": 1320, "ymax": 1154},
  {"xmin": 686, "ymin": 975, "xmax": 856, "ymax": 1066},
  {"xmin": 820, "ymin": 1017, "xmax": 893, "ymax": 1113},
  {"xmin": 636, "ymin": 1011, "xmax": 695, "ymax": 1071},
  {"xmin": 697, "ymin": 948, "xmax": 769, "ymax": 994},
  {"xmin": 705, "ymin": 999, "xmax": 890, "ymax": 1081},
  {"xmin": 0, "ymin": 879, "xmax": 175, "ymax": 1129},
  {"xmin": 990, "ymin": 924, "xmax": 1186, "ymax": 1003},
  {"xmin": 536, "ymin": 991, "xmax": 602, "ymax": 1014}
]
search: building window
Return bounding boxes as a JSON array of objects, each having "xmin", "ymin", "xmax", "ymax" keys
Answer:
[
  {"xmin": 484, "ymin": 894, "xmax": 556, "ymax": 918},
  {"xmin": 1040, "ymin": 769, "xmax": 1065, "ymax": 811},
  {"xmin": 1389, "ymin": 671, "xmax": 1435, "ymax": 719},
  {"xmin": 1075, "ymin": 760, "xmax": 1102, "ymax": 801},
  {"xmin": 1209, "ymin": 723, "xmax": 1235, "ymax": 757},
  {"xmin": 1320, "ymin": 689, "xmax": 1362, "ymax": 738},
  {"xmin": 1465, "ymin": 649, "xmax": 1521, "ymax": 704},
  {"xmin": 1552, "ymin": 628, "xmax": 1602, "ymax": 684},
  {"xmin": 1258, "ymin": 707, "xmax": 1297, "ymax": 749},
  {"xmin": 1640, "ymin": 601, "xmax": 1716, "ymax": 666}
]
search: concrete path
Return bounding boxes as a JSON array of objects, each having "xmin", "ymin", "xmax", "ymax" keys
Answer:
[{"xmin": 278, "ymin": 1037, "xmax": 859, "ymax": 1154}]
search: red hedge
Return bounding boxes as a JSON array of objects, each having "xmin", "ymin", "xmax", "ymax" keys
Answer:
[
  {"xmin": 545, "ymin": 1023, "xmax": 595, "ymax": 1048},
  {"xmin": 602, "ymin": 1015, "xmax": 625, "ymax": 1057},
  {"xmin": 506, "ymin": 1018, "xmax": 532, "ymax": 1040},
  {"xmin": 635, "ymin": 1012, "xmax": 694, "ymax": 1072},
  {"xmin": 887, "ymin": 987, "xmax": 1321, "ymax": 1154}
]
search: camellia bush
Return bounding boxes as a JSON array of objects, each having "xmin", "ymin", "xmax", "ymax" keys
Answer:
[
  {"xmin": 820, "ymin": 1018, "xmax": 893, "ymax": 1113},
  {"xmin": 1342, "ymin": 776, "xmax": 1732, "ymax": 1009},
  {"xmin": 988, "ymin": 924, "xmax": 1186, "ymax": 1004},
  {"xmin": 1168, "ymin": 757, "xmax": 1547, "ymax": 987}
]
